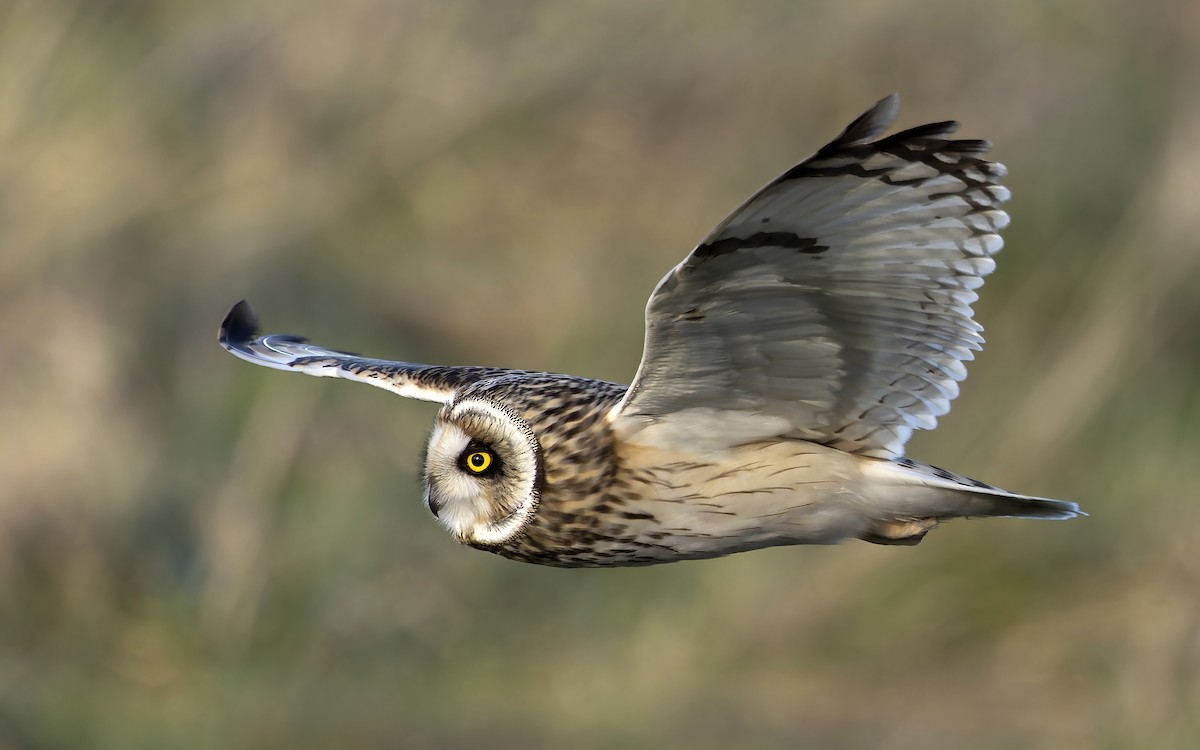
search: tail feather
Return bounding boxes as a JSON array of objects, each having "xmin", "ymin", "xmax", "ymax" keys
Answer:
[
  {"xmin": 925, "ymin": 485, "xmax": 1082, "ymax": 520},
  {"xmin": 858, "ymin": 456, "xmax": 1083, "ymax": 545}
]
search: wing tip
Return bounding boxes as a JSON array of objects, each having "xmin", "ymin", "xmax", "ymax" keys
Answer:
[
  {"xmin": 821, "ymin": 95, "xmax": 999, "ymax": 160},
  {"xmin": 821, "ymin": 93, "xmax": 901, "ymax": 153},
  {"xmin": 219, "ymin": 300, "xmax": 261, "ymax": 349},
  {"xmin": 1037, "ymin": 498, "xmax": 1087, "ymax": 520}
]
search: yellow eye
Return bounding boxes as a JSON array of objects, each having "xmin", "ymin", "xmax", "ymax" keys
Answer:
[{"xmin": 464, "ymin": 450, "xmax": 494, "ymax": 474}]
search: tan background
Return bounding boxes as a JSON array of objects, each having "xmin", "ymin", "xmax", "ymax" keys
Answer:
[{"xmin": 2, "ymin": 1, "xmax": 1198, "ymax": 748}]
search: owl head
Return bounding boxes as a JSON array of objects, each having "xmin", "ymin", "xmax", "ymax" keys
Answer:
[
  {"xmin": 420, "ymin": 373, "xmax": 627, "ymax": 548},
  {"xmin": 422, "ymin": 393, "xmax": 543, "ymax": 545}
]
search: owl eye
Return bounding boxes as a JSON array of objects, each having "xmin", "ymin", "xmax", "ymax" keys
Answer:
[{"xmin": 461, "ymin": 448, "xmax": 496, "ymax": 475}]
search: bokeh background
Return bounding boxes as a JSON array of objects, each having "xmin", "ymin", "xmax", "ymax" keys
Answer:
[{"xmin": 3, "ymin": 1, "xmax": 1199, "ymax": 748}]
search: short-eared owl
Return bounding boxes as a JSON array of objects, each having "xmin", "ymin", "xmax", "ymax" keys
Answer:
[{"xmin": 220, "ymin": 94, "xmax": 1080, "ymax": 567}]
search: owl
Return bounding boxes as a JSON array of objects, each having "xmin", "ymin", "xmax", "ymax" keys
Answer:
[{"xmin": 220, "ymin": 94, "xmax": 1081, "ymax": 567}]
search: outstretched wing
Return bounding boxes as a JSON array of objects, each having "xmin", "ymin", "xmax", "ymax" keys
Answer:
[
  {"xmin": 610, "ymin": 94, "xmax": 1009, "ymax": 458},
  {"xmin": 219, "ymin": 300, "xmax": 510, "ymax": 403}
]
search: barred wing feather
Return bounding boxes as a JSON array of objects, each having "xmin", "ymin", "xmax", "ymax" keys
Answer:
[
  {"xmin": 611, "ymin": 95, "xmax": 1009, "ymax": 458},
  {"xmin": 219, "ymin": 300, "xmax": 513, "ymax": 403}
]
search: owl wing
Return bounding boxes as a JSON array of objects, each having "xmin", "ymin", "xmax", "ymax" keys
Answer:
[
  {"xmin": 610, "ymin": 95, "xmax": 1009, "ymax": 458},
  {"xmin": 219, "ymin": 300, "xmax": 510, "ymax": 403}
]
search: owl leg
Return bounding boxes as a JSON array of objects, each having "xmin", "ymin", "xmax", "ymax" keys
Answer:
[{"xmin": 859, "ymin": 518, "xmax": 939, "ymax": 546}]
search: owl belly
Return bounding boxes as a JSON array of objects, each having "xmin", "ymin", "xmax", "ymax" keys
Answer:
[
  {"xmin": 507, "ymin": 439, "xmax": 876, "ymax": 567},
  {"xmin": 616, "ymin": 440, "xmax": 872, "ymax": 560}
]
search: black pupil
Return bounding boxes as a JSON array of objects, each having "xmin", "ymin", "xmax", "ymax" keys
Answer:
[{"xmin": 471, "ymin": 453, "xmax": 486, "ymax": 467}]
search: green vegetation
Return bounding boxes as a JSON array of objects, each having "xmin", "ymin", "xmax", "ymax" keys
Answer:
[{"xmin": 1, "ymin": 1, "xmax": 1197, "ymax": 747}]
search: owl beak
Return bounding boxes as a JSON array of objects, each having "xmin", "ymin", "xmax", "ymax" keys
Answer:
[{"xmin": 425, "ymin": 493, "xmax": 443, "ymax": 519}]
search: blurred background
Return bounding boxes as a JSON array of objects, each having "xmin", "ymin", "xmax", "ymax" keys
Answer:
[{"xmin": 2, "ymin": 0, "xmax": 1198, "ymax": 748}]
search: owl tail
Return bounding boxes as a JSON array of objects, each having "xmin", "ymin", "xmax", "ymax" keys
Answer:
[{"xmin": 859, "ymin": 458, "xmax": 1083, "ymax": 546}]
